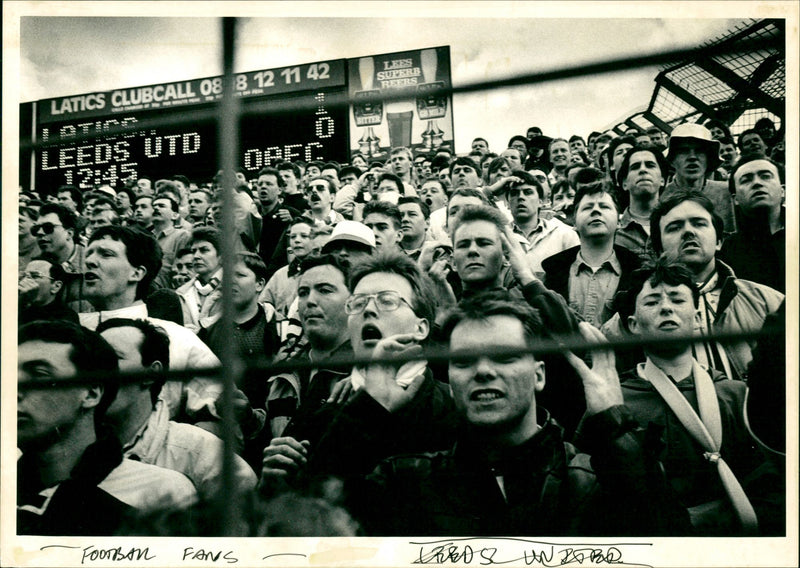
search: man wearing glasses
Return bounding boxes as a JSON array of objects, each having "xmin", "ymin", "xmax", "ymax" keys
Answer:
[
  {"xmin": 260, "ymin": 252, "xmax": 456, "ymax": 488},
  {"xmin": 18, "ymin": 255, "xmax": 79, "ymax": 325}
]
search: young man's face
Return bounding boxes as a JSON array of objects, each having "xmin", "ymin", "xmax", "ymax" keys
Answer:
[
  {"xmin": 133, "ymin": 197, "xmax": 154, "ymax": 225},
  {"xmin": 471, "ymin": 139, "xmax": 489, "ymax": 156},
  {"xmin": 187, "ymin": 191, "xmax": 210, "ymax": 220},
  {"xmin": 671, "ymin": 141, "xmax": 709, "ymax": 179},
  {"xmin": 172, "ymin": 253, "xmax": 195, "ymax": 288},
  {"xmin": 305, "ymin": 180, "xmax": 332, "ymax": 212},
  {"xmin": 297, "ymin": 264, "xmax": 350, "ymax": 347},
  {"xmin": 288, "ymin": 222, "xmax": 313, "ymax": 259},
  {"xmin": 84, "ymin": 236, "xmax": 144, "ymax": 304},
  {"xmin": 419, "ymin": 181, "xmax": 447, "ymax": 211},
  {"xmin": 448, "ymin": 315, "xmax": 544, "ymax": 438},
  {"xmin": 500, "ymin": 149, "xmax": 522, "ymax": 169},
  {"xmin": 452, "ymin": 220, "xmax": 505, "ymax": 286},
  {"xmin": 33, "ymin": 212, "xmax": 73, "ymax": 257},
  {"xmin": 57, "ymin": 191, "xmax": 78, "ymax": 212},
  {"xmin": 230, "ymin": 261, "xmax": 264, "ymax": 309},
  {"xmin": 151, "ymin": 197, "xmax": 176, "ymax": 225},
  {"xmin": 191, "ymin": 239, "xmax": 222, "ymax": 280},
  {"xmin": 740, "ymin": 133, "xmax": 768, "ymax": 156},
  {"xmin": 390, "ymin": 152, "xmax": 411, "ymax": 176},
  {"xmin": 257, "ymin": 174, "xmax": 281, "ymax": 211},
  {"xmin": 446, "ymin": 195, "xmax": 483, "ymax": 229},
  {"xmin": 658, "ymin": 200, "xmax": 720, "ymax": 273},
  {"xmin": 622, "ymin": 150, "xmax": 663, "ymax": 198},
  {"xmin": 399, "ymin": 202, "xmax": 428, "ymax": 243},
  {"xmin": 628, "ymin": 280, "xmax": 698, "ymax": 339},
  {"xmin": 612, "ymin": 143, "xmax": 634, "ymax": 175},
  {"xmin": 549, "ymin": 141, "xmax": 570, "ymax": 169},
  {"xmin": 569, "ymin": 139, "xmax": 587, "ymax": 155},
  {"xmin": 574, "ymin": 191, "xmax": 618, "ymax": 240},
  {"xmin": 363, "ymin": 213, "xmax": 402, "ymax": 252},
  {"xmin": 347, "ymin": 272, "xmax": 428, "ymax": 359},
  {"xmin": 507, "ymin": 183, "xmax": 540, "ymax": 223},
  {"xmin": 99, "ymin": 325, "xmax": 148, "ymax": 417},
  {"xmin": 719, "ymin": 143, "xmax": 738, "ymax": 168},
  {"xmin": 18, "ymin": 340, "xmax": 99, "ymax": 448},
  {"xmin": 451, "ymin": 164, "xmax": 480, "ymax": 190},
  {"xmin": 278, "ymin": 169, "xmax": 298, "ymax": 193},
  {"xmin": 733, "ymin": 159, "xmax": 783, "ymax": 215},
  {"xmin": 116, "ymin": 192, "xmax": 132, "ymax": 211}
]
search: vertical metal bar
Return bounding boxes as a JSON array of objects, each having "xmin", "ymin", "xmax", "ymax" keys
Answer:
[{"xmin": 216, "ymin": 16, "xmax": 241, "ymax": 536}]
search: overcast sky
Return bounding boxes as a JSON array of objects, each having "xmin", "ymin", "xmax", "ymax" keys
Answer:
[{"xmin": 12, "ymin": 3, "xmax": 760, "ymax": 152}]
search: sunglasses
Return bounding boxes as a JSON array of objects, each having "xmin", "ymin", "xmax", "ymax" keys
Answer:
[{"xmin": 31, "ymin": 222, "xmax": 63, "ymax": 236}]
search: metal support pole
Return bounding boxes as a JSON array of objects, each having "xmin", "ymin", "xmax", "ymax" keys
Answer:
[{"xmin": 216, "ymin": 16, "xmax": 242, "ymax": 536}]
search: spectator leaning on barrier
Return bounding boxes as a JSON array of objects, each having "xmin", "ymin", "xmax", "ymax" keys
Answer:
[
  {"xmin": 719, "ymin": 155, "xmax": 785, "ymax": 293},
  {"xmin": 17, "ymin": 321, "xmax": 197, "ymax": 536},
  {"xmin": 615, "ymin": 258, "xmax": 782, "ymax": 536},
  {"xmin": 650, "ymin": 189, "xmax": 783, "ymax": 380},
  {"xmin": 97, "ymin": 317, "xmax": 257, "ymax": 502}
]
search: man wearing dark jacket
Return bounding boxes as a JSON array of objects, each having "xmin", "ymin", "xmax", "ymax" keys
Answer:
[
  {"xmin": 542, "ymin": 181, "xmax": 643, "ymax": 328},
  {"xmin": 260, "ymin": 252, "xmax": 458, "ymax": 486},
  {"xmin": 348, "ymin": 292, "xmax": 681, "ymax": 536}
]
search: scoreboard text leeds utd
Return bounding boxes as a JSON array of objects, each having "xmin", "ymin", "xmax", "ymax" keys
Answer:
[{"xmin": 26, "ymin": 60, "xmax": 349, "ymax": 190}]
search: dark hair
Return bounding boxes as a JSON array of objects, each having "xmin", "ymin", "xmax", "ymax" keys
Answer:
[
  {"xmin": 91, "ymin": 195, "xmax": 119, "ymax": 214},
  {"xmin": 505, "ymin": 169, "xmax": 544, "ymax": 199},
  {"xmin": 96, "ymin": 318, "xmax": 170, "ymax": 406},
  {"xmin": 277, "ymin": 161, "xmax": 301, "ymax": 179},
  {"xmin": 551, "ymin": 179, "xmax": 572, "ymax": 197},
  {"xmin": 728, "ymin": 153, "xmax": 785, "ymax": 195},
  {"xmin": 649, "ymin": 189, "xmax": 724, "ymax": 254},
  {"xmin": 339, "ymin": 165, "xmax": 362, "ymax": 181},
  {"xmin": 308, "ymin": 160, "xmax": 325, "ymax": 172},
  {"xmin": 308, "ymin": 176, "xmax": 336, "ymax": 195},
  {"xmin": 507, "ymin": 135, "xmax": 529, "ymax": 150},
  {"xmin": 116, "ymin": 187, "xmax": 136, "ymax": 205},
  {"xmin": 616, "ymin": 144, "xmax": 669, "ymax": 187},
  {"xmin": 297, "ymin": 253, "xmax": 350, "ymax": 282},
  {"xmin": 448, "ymin": 156, "xmax": 480, "ymax": 177},
  {"xmin": 614, "ymin": 256, "xmax": 699, "ymax": 332},
  {"xmin": 376, "ymin": 172, "xmax": 403, "ymax": 193},
  {"xmin": 88, "ymin": 225, "xmax": 163, "ymax": 300},
  {"xmin": 704, "ymin": 119, "xmax": 732, "ymax": 139},
  {"xmin": 362, "ymin": 200, "xmax": 402, "ymax": 229},
  {"xmin": 737, "ymin": 128, "xmax": 766, "ymax": 152},
  {"xmin": 189, "ymin": 226, "xmax": 221, "ymax": 254},
  {"xmin": 134, "ymin": 194, "xmax": 153, "ymax": 206},
  {"xmin": 486, "ymin": 156, "xmax": 511, "ymax": 180},
  {"xmin": 20, "ymin": 205, "xmax": 39, "ymax": 221},
  {"xmin": 397, "ymin": 196, "xmax": 430, "ymax": 220},
  {"xmin": 441, "ymin": 290, "xmax": 544, "ymax": 345},
  {"xmin": 176, "ymin": 247, "xmax": 193, "ymax": 258},
  {"xmin": 257, "ymin": 167, "xmax": 286, "ymax": 188},
  {"xmin": 170, "ymin": 174, "xmax": 190, "ymax": 187},
  {"xmin": 430, "ymin": 154, "xmax": 452, "ymax": 173},
  {"xmin": 605, "ymin": 135, "xmax": 636, "ymax": 166},
  {"xmin": 19, "ymin": 320, "xmax": 120, "ymax": 423},
  {"xmin": 572, "ymin": 181, "xmax": 619, "ymax": 213},
  {"xmin": 349, "ymin": 251, "xmax": 436, "ymax": 326},
  {"xmin": 574, "ymin": 166, "xmax": 606, "ymax": 187},
  {"xmin": 57, "ymin": 185, "xmax": 83, "ymax": 210},
  {"xmin": 38, "ymin": 203, "xmax": 78, "ymax": 232},
  {"xmin": 153, "ymin": 192, "xmax": 180, "ymax": 213},
  {"xmin": 32, "ymin": 252, "xmax": 68, "ymax": 286},
  {"xmin": 472, "ymin": 137, "xmax": 489, "ymax": 146},
  {"xmin": 236, "ymin": 251, "xmax": 268, "ymax": 283},
  {"xmin": 568, "ymin": 135, "xmax": 586, "ymax": 145},
  {"xmin": 450, "ymin": 204, "xmax": 507, "ymax": 243},
  {"xmin": 322, "ymin": 162, "xmax": 341, "ymax": 176}
]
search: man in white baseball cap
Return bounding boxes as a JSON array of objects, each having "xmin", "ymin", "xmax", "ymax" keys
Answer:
[
  {"xmin": 322, "ymin": 220, "xmax": 376, "ymax": 269},
  {"xmin": 663, "ymin": 123, "xmax": 736, "ymax": 235}
]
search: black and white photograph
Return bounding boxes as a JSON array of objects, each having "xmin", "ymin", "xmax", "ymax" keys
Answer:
[{"xmin": 3, "ymin": 2, "xmax": 797, "ymax": 567}]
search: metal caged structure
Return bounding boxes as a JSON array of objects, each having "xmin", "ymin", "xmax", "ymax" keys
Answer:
[{"xmin": 609, "ymin": 18, "xmax": 785, "ymax": 137}]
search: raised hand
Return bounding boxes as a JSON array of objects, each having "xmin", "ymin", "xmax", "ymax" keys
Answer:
[
  {"xmin": 363, "ymin": 333, "xmax": 426, "ymax": 412},
  {"xmin": 564, "ymin": 322, "xmax": 624, "ymax": 415}
]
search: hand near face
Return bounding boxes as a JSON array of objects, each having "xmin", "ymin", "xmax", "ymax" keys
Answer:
[
  {"xmin": 498, "ymin": 227, "xmax": 536, "ymax": 286},
  {"xmin": 564, "ymin": 322, "xmax": 623, "ymax": 415},
  {"xmin": 363, "ymin": 333, "xmax": 426, "ymax": 412}
]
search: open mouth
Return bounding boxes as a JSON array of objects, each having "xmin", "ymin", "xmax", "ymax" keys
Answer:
[
  {"xmin": 470, "ymin": 389, "xmax": 503, "ymax": 401},
  {"xmin": 681, "ymin": 241, "xmax": 700, "ymax": 251},
  {"xmin": 83, "ymin": 272, "xmax": 100, "ymax": 284},
  {"xmin": 361, "ymin": 324, "xmax": 383, "ymax": 342}
]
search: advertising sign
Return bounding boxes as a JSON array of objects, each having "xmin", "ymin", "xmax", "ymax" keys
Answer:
[{"xmin": 347, "ymin": 46, "xmax": 454, "ymax": 159}]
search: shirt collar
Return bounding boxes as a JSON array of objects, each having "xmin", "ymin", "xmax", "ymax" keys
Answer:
[{"xmin": 572, "ymin": 249, "xmax": 621, "ymax": 276}]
